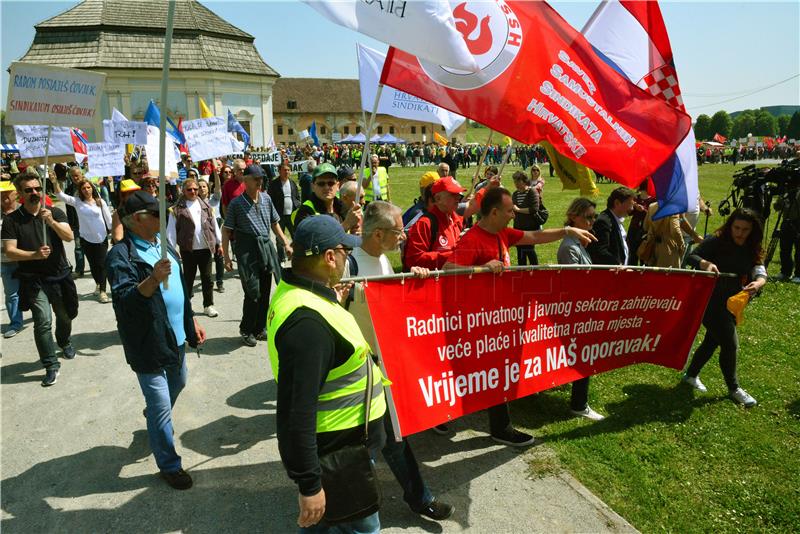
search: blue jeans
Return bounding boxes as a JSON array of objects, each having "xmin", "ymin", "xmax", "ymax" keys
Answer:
[
  {"xmin": 299, "ymin": 511, "xmax": 380, "ymax": 534},
  {"xmin": 1, "ymin": 262, "xmax": 23, "ymax": 332},
  {"xmin": 137, "ymin": 347, "xmax": 187, "ymax": 473},
  {"xmin": 381, "ymin": 414, "xmax": 433, "ymax": 511}
]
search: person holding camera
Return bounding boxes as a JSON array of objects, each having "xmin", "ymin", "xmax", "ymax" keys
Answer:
[
  {"xmin": 682, "ymin": 208, "xmax": 767, "ymax": 407},
  {"xmin": 776, "ymin": 186, "xmax": 800, "ymax": 283}
]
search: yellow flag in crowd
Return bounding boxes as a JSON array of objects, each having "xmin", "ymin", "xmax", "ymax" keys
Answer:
[
  {"xmin": 541, "ymin": 141, "xmax": 599, "ymax": 197},
  {"xmin": 199, "ymin": 97, "xmax": 214, "ymax": 118},
  {"xmin": 504, "ymin": 135, "xmax": 513, "ymax": 146},
  {"xmin": 434, "ymin": 131, "xmax": 448, "ymax": 146}
]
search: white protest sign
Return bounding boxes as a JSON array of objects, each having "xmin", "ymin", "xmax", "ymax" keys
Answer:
[
  {"xmin": 290, "ymin": 160, "xmax": 309, "ymax": 173},
  {"xmin": 255, "ymin": 151, "xmax": 282, "ymax": 165},
  {"xmin": 14, "ymin": 125, "xmax": 75, "ymax": 158},
  {"xmin": 145, "ymin": 125, "xmax": 179, "ymax": 179},
  {"xmin": 6, "ymin": 62, "xmax": 105, "ymax": 127},
  {"xmin": 103, "ymin": 119, "xmax": 147, "ymax": 144},
  {"xmin": 86, "ymin": 143, "xmax": 125, "ymax": 178},
  {"xmin": 183, "ymin": 117, "xmax": 230, "ymax": 161}
]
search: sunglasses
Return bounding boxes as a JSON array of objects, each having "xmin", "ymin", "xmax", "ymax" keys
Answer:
[
  {"xmin": 333, "ymin": 246, "xmax": 353, "ymax": 254},
  {"xmin": 584, "ymin": 213, "xmax": 598, "ymax": 221},
  {"xmin": 314, "ymin": 180, "xmax": 337, "ymax": 188},
  {"xmin": 133, "ymin": 209, "xmax": 159, "ymax": 218},
  {"xmin": 24, "ymin": 186, "xmax": 43, "ymax": 193}
]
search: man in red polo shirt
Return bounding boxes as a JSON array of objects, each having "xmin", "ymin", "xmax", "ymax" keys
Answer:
[
  {"xmin": 445, "ymin": 187, "xmax": 596, "ymax": 447},
  {"xmin": 221, "ymin": 158, "xmax": 247, "ymax": 217},
  {"xmin": 402, "ymin": 176, "xmax": 465, "ymax": 270}
]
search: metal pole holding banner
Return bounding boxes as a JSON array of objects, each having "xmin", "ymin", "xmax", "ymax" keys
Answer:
[
  {"xmin": 356, "ymin": 83, "xmax": 384, "ymax": 203},
  {"xmin": 39, "ymin": 124, "xmax": 53, "ymax": 246},
  {"xmin": 341, "ymin": 263, "xmax": 735, "ymax": 284},
  {"xmin": 158, "ymin": 0, "xmax": 176, "ymax": 286}
]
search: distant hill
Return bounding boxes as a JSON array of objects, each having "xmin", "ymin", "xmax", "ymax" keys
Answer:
[{"xmin": 729, "ymin": 105, "xmax": 799, "ymax": 119}]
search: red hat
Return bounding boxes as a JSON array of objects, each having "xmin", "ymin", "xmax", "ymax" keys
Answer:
[{"xmin": 431, "ymin": 175, "xmax": 465, "ymax": 196}]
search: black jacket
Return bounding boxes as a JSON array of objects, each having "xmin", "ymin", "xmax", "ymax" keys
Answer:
[
  {"xmin": 587, "ymin": 208, "xmax": 626, "ymax": 265},
  {"xmin": 267, "ymin": 178, "xmax": 300, "ymax": 217},
  {"xmin": 107, "ymin": 234, "xmax": 198, "ymax": 373}
]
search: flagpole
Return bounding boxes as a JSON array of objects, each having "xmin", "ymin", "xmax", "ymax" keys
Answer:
[
  {"xmin": 497, "ymin": 143, "xmax": 513, "ymax": 178},
  {"xmin": 158, "ymin": 0, "xmax": 176, "ymax": 278},
  {"xmin": 40, "ymin": 124, "xmax": 53, "ymax": 246},
  {"xmin": 356, "ymin": 83, "xmax": 383, "ymax": 202},
  {"xmin": 468, "ymin": 130, "xmax": 493, "ymax": 194}
]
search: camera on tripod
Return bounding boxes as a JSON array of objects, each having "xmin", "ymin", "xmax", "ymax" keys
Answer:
[{"xmin": 718, "ymin": 158, "xmax": 800, "ymax": 268}]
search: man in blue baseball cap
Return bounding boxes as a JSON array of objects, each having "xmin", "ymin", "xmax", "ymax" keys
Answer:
[{"xmin": 267, "ymin": 215, "xmax": 387, "ymax": 531}]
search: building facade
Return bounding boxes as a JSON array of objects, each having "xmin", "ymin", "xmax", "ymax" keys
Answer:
[
  {"xmin": 271, "ymin": 78, "xmax": 467, "ymax": 147},
  {"xmin": 15, "ymin": 0, "xmax": 279, "ymax": 146}
]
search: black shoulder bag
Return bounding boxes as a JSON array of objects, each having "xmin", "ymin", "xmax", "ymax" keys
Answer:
[{"xmin": 319, "ymin": 358, "xmax": 382, "ymax": 524}]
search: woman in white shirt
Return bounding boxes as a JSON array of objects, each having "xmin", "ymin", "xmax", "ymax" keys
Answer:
[
  {"xmin": 197, "ymin": 173, "xmax": 225, "ymax": 292},
  {"xmin": 52, "ymin": 177, "xmax": 113, "ymax": 303}
]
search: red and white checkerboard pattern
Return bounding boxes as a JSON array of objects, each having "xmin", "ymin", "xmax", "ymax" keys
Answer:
[{"xmin": 639, "ymin": 65, "xmax": 685, "ymax": 112}]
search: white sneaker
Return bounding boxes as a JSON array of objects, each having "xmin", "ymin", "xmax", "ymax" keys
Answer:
[
  {"xmin": 791, "ymin": 277, "xmax": 800, "ymax": 284},
  {"xmin": 682, "ymin": 374, "xmax": 707, "ymax": 393},
  {"xmin": 98, "ymin": 291, "xmax": 111, "ymax": 304},
  {"xmin": 571, "ymin": 406, "xmax": 605, "ymax": 421},
  {"xmin": 204, "ymin": 306, "xmax": 219, "ymax": 318},
  {"xmin": 730, "ymin": 387, "xmax": 757, "ymax": 407}
]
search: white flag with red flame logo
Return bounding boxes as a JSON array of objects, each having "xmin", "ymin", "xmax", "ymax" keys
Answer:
[
  {"xmin": 303, "ymin": 0, "xmax": 478, "ymax": 72},
  {"xmin": 380, "ymin": 0, "xmax": 692, "ymax": 187}
]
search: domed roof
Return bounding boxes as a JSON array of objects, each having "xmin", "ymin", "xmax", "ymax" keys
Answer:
[{"xmin": 17, "ymin": 0, "xmax": 278, "ymax": 76}]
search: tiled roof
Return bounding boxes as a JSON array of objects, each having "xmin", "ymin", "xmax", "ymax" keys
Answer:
[
  {"xmin": 272, "ymin": 78, "xmax": 362, "ymax": 114},
  {"xmin": 18, "ymin": 0, "xmax": 278, "ymax": 76}
]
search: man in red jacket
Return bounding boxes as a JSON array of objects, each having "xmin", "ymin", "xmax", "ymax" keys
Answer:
[{"xmin": 402, "ymin": 176, "xmax": 464, "ymax": 271}]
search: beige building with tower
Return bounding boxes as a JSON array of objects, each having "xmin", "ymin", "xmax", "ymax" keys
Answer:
[
  {"xmin": 272, "ymin": 78, "xmax": 467, "ymax": 146},
  {"xmin": 14, "ymin": 0, "xmax": 279, "ymax": 146}
]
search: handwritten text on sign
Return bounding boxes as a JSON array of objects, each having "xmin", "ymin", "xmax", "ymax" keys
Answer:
[
  {"xmin": 183, "ymin": 117, "xmax": 231, "ymax": 162},
  {"xmin": 86, "ymin": 143, "xmax": 125, "ymax": 178},
  {"xmin": 6, "ymin": 62, "xmax": 105, "ymax": 127},
  {"xmin": 365, "ymin": 269, "xmax": 715, "ymax": 437}
]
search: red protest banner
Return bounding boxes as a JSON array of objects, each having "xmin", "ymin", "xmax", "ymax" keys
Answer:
[
  {"xmin": 379, "ymin": 0, "xmax": 692, "ymax": 187},
  {"xmin": 365, "ymin": 269, "xmax": 715, "ymax": 437}
]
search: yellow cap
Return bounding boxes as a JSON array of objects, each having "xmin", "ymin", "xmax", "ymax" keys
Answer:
[
  {"xmin": 0, "ymin": 180, "xmax": 15, "ymax": 192},
  {"xmin": 119, "ymin": 179, "xmax": 141, "ymax": 193},
  {"xmin": 419, "ymin": 171, "xmax": 440, "ymax": 188}
]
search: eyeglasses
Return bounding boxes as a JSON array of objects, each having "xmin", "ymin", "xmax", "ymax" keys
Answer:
[
  {"xmin": 23, "ymin": 186, "xmax": 43, "ymax": 193},
  {"xmin": 333, "ymin": 246, "xmax": 353, "ymax": 254},
  {"xmin": 383, "ymin": 228, "xmax": 404, "ymax": 235},
  {"xmin": 222, "ymin": 170, "xmax": 232, "ymax": 174},
  {"xmin": 314, "ymin": 180, "xmax": 337, "ymax": 188}
]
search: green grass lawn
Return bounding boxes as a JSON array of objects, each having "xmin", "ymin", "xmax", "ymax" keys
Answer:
[{"xmin": 382, "ymin": 160, "xmax": 800, "ymax": 532}]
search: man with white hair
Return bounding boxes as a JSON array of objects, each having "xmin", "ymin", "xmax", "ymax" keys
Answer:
[
  {"xmin": 346, "ymin": 201, "xmax": 455, "ymax": 521},
  {"xmin": 363, "ymin": 154, "xmax": 390, "ymax": 203}
]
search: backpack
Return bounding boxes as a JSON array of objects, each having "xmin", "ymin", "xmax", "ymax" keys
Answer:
[{"xmin": 400, "ymin": 210, "xmax": 439, "ymax": 270}]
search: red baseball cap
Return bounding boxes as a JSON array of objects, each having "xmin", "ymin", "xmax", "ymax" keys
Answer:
[{"xmin": 431, "ymin": 176, "xmax": 465, "ymax": 196}]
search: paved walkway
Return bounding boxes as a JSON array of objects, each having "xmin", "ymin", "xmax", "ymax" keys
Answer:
[{"xmin": 1, "ymin": 237, "xmax": 636, "ymax": 533}]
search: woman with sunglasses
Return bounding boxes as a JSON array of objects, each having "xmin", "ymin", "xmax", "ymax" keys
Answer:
[
  {"xmin": 197, "ymin": 172, "xmax": 225, "ymax": 292},
  {"xmin": 167, "ymin": 178, "xmax": 222, "ymax": 317},
  {"xmin": 556, "ymin": 197, "xmax": 605, "ymax": 421},
  {"xmin": 52, "ymin": 175, "xmax": 112, "ymax": 303}
]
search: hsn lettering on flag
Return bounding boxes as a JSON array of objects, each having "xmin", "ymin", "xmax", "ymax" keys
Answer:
[{"xmin": 380, "ymin": 0, "xmax": 692, "ymax": 186}]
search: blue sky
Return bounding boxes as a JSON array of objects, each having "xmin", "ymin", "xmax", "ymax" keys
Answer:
[{"xmin": 2, "ymin": 1, "xmax": 799, "ymax": 119}]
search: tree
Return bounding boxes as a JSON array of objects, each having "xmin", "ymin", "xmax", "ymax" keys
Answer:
[
  {"xmin": 709, "ymin": 110, "xmax": 731, "ymax": 139},
  {"xmin": 731, "ymin": 111, "xmax": 755, "ymax": 139},
  {"xmin": 693, "ymin": 114, "xmax": 711, "ymax": 140},
  {"xmin": 777, "ymin": 115, "xmax": 791, "ymax": 136},
  {"xmin": 753, "ymin": 110, "xmax": 777, "ymax": 137},
  {"xmin": 784, "ymin": 112, "xmax": 800, "ymax": 139}
]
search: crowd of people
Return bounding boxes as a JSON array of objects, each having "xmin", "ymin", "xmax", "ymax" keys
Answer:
[{"xmin": 1, "ymin": 142, "xmax": 793, "ymax": 532}]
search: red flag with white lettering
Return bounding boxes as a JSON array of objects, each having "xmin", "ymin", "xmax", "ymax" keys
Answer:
[{"xmin": 380, "ymin": 0, "xmax": 692, "ymax": 186}]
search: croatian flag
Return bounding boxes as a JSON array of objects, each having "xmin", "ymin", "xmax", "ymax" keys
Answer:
[
  {"xmin": 71, "ymin": 128, "xmax": 88, "ymax": 163},
  {"xmin": 583, "ymin": 0, "xmax": 698, "ymax": 219}
]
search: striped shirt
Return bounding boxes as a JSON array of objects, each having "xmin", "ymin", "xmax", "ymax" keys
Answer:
[{"xmin": 223, "ymin": 191, "xmax": 279, "ymax": 237}]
